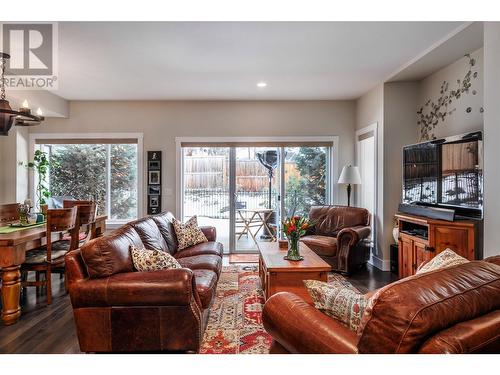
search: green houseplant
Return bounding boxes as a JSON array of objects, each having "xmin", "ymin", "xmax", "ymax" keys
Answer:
[{"xmin": 22, "ymin": 150, "xmax": 53, "ymax": 212}]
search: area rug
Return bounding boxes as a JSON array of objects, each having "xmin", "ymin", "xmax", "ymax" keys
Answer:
[
  {"xmin": 200, "ymin": 265, "xmax": 359, "ymax": 354},
  {"xmin": 228, "ymin": 254, "xmax": 260, "ymax": 263}
]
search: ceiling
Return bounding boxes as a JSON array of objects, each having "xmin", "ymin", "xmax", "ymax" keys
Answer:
[{"xmin": 52, "ymin": 22, "xmax": 466, "ymax": 101}]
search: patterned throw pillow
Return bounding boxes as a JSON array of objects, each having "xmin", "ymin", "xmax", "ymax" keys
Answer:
[
  {"xmin": 172, "ymin": 216, "xmax": 208, "ymax": 250},
  {"xmin": 130, "ymin": 245, "xmax": 181, "ymax": 272},
  {"xmin": 416, "ymin": 248, "xmax": 469, "ymax": 275},
  {"xmin": 304, "ymin": 279, "xmax": 367, "ymax": 332}
]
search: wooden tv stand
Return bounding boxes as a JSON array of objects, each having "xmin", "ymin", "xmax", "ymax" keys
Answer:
[{"xmin": 395, "ymin": 213, "xmax": 478, "ymax": 279}]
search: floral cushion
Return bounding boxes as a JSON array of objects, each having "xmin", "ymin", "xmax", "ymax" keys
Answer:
[
  {"xmin": 130, "ymin": 245, "xmax": 181, "ymax": 272},
  {"xmin": 304, "ymin": 279, "xmax": 367, "ymax": 332},
  {"xmin": 172, "ymin": 216, "xmax": 208, "ymax": 250},
  {"xmin": 417, "ymin": 248, "xmax": 469, "ymax": 275}
]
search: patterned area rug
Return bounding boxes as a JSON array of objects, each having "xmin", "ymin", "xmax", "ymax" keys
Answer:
[{"xmin": 200, "ymin": 265, "xmax": 359, "ymax": 354}]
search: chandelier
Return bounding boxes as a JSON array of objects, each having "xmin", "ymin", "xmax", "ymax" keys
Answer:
[{"xmin": 0, "ymin": 52, "xmax": 45, "ymax": 136}]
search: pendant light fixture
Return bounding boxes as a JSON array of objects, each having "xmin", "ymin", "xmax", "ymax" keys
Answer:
[{"xmin": 0, "ymin": 52, "xmax": 45, "ymax": 136}]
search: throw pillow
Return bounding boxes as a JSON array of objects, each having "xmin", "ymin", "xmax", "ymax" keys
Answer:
[
  {"xmin": 172, "ymin": 215, "xmax": 208, "ymax": 250},
  {"xmin": 130, "ymin": 245, "xmax": 181, "ymax": 272},
  {"xmin": 304, "ymin": 279, "xmax": 367, "ymax": 332},
  {"xmin": 416, "ymin": 248, "xmax": 469, "ymax": 275}
]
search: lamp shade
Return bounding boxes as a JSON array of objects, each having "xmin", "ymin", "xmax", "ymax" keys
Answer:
[{"xmin": 338, "ymin": 165, "xmax": 361, "ymax": 185}]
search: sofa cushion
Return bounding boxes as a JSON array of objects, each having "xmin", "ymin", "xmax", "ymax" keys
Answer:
[
  {"xmin": 128, "ymin": 217, "xmax": 169, "ymax": 253},
  {"xmin": 152, "ymin": 213, "xmax": 178, "ymax": 254},
  {"xmin": 176, "ymin": 254, "xmax": 222, "ymax": 277},
  {"xmin": 81, "ymin": 226, "xmax": 141, "ymax": 278},
  {"xmin": 417, "ymin": 248, "xmax": 469, "ymax": 275},
  {"xmin": 309, "ymin": 206, "xmax": 369, "ymax": 237},
  {"xmin": 301, "ymin": 235, "xmax": 337, "ymax": 257},
  {"xmin": 130, "ymin": 245, "xmax": 182, "ymax": 272},
  {"xmin": 172, "ymin": 216, "xmax": 208, "ymax": 250},
  {"xmin": 304, "ymin": 279, "xmax": 367, "ymax": 332},
  {"xmin": 175, "ymin": 241, "xmax": 223, "ymax": 259},
  {"xmin": 193, "ymin": 269, "xmax": 217, "ymax": 308}
]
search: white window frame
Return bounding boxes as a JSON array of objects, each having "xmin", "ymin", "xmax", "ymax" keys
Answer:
[{"xmin": 29, "ymin": 133, "xmax": 144, "ymax": 227}]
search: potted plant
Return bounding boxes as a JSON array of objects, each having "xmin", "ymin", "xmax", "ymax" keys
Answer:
[
  {"xmin": 21, "ymin": 150, "xmax": 53, "ymax": 213},
  {"xmin": 282, "ymin": 216, "xmax": 313, "ymax": 261}
]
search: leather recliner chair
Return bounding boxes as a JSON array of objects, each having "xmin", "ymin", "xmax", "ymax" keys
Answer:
[
  {"xmin": 262, "ymin": 256, "xmax": 500, "ymax": 354},
  {"xmin": 65, "ymin": 212, "xmax": 223, "ymax": 353},
  {"xmin": 301, "ymin": 205, "xmax": 371, "ymax": 274}
]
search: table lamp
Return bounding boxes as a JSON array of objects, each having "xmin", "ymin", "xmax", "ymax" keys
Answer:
[{"xmin": 338, "ymin": 165, "xmax": 361, "ymax": 207}]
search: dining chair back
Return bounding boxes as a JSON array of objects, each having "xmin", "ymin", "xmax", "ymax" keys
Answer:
[{"xmin": 63, "ymin": 200, "xmax": 97, "ymax": 248}]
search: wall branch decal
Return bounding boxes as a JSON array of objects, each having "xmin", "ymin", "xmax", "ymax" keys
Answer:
[{"xmin": 417, "ymin": 54, "xmax": 482, "ymax": 141}]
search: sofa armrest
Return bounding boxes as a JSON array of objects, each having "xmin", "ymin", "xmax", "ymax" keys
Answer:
[
  {"xmin": 262, "ymin": 292, "xmax": 359, "ymax": 354},
  {"xmin": 69, "ymin": 268, "xmax": 199, "ymax": 308},
  {"xmin": 337, "ymin": 225, "xmax": 371, "ymax": 246},
  {"xmin": 200, "ymin": 226, "xmax": 217, "ymax": 242}
]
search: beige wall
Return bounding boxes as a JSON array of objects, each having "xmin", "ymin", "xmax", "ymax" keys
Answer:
[
  {"xmin": 417, "ymin": 48, "xmax": 484, "ymax": 141},
  {"xmin": 383, "ymin": 82, "xmax": 419, "ymax": 266},
  {"xmin": 18, "ymin": 100, "xmax": 356, "ymax": 215},
  {"xmin": 483, "ymin": 23, "xmax": 500, "ymax": 258}
]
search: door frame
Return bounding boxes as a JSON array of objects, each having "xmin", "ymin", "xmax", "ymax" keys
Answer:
[
  {"xmin": 175, "ymin": 136, "xmax": 339, "ymax": 252},
  {"xmin": 355, "ymin": 123, "xmax": 378, "ymax": 250}
]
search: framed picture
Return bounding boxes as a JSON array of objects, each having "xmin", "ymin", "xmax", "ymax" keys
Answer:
[
  {"xmin": 148, "ymin": 185, "xmax": 161, "ymax": 195},
  {"xmin": 149, "ymin": 195, "xmax": 160, "ymax": 207},
  {"xmin": 149, "ymin": 170, "xmax": 160, "ymax": 185},
  {"xmin": 148, "ymin": 160, "xmax": 161, "ymax": 170}
]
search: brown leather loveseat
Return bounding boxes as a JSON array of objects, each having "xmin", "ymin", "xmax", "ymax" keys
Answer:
[
  {"xmin": 263, "ymin": 257, "xmax": 500, "ymax": 354},
  {"xmin": 301, "ymin": 205, "xmax": 371, "ymax": 274},
  {"xmin": 65, "ymin": 212, "xmax": 222, "ymax": 353}
]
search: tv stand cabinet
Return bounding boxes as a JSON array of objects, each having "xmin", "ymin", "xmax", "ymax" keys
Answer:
[{"xmin": 395, "ymin": 213, "xmax": 477, "ymax": 278}]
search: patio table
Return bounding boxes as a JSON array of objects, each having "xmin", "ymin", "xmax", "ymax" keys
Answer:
[{"xmin": 236, "ymin": 208, "xmax": 276, "ymax": 249}]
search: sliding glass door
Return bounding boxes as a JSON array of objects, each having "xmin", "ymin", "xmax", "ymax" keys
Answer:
[
  {"xmin": 182, "ymin": 147, "xmax": 231, "ymax": 250},
  {"xmin": 234, "ymin": 147, "xmax": 280, "ymax": 252},
  {"xmin": 181, "ymin": 142, "xmax": 333, "ymax": 254}
]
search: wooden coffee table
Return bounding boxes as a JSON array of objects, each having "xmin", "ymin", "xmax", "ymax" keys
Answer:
[{"xmin": 258, "ymin": 241, "xmax": 331, "ymax": 304}]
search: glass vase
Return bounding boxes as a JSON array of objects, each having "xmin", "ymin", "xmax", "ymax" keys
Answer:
[{"xmin": 285, "ymin": 237, "xmax": 303, "ymax": 261}]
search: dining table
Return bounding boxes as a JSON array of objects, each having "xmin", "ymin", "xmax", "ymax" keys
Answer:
[{"xmin": 0, "ymin": 215, "xmax": 107, "ymax": 326}]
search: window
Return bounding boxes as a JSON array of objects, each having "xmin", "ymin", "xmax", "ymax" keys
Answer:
[{"xmin": 34, "ymin": 137, "xmax": 141, "ymax": 223}]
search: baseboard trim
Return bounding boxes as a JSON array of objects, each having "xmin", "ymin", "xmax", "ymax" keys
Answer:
[{"xmin": 369, "ymin": 255, "xmax": 390, "ymax": 271}]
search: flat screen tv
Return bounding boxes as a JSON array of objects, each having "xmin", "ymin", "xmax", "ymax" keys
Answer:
[{"xmin": 402, "ymin": 131, "xmax": 483, "ymax": 219}]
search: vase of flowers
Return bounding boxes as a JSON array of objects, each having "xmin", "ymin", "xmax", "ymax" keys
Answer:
[{"xmin": 282, "ymin": 216, "xmax": 313, "ymax": 261}]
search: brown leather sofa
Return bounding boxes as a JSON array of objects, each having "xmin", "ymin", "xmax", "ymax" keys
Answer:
[
  {"xmin": 262, "ymin": 256, "xmax": 500, "ymax": 354},
  {"xmin": 301, "ymin": 205, "xmax": 371, "ymax": 274},
  {"xmin": 65, "ymin": 212, "xmax": 222, "ymax": 353}
]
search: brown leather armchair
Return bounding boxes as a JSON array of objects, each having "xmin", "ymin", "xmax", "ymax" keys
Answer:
[
  {"xmin": 263, "ymin": 257, "xmax": 500, "ymax": 354},
  {"xmin": 65, "ymin": 212, "xmax": 223, "ymax": 353},
  {"xmin": 301, "ymin": 205, "xmax": 371, "ymax": 274}
]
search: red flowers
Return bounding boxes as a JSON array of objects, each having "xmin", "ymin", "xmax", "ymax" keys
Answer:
[{"xmin": 282, "ymin": 216, "xmax": 314, "ymax": 240}]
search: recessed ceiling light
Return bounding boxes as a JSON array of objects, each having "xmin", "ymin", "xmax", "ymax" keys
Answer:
[{"xmin": 257, "ymin": 82, "xmax": 267, "ymax": 88}]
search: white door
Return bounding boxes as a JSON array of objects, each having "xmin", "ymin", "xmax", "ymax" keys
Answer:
[{"xmin": 356, "ymin": 124, "xmax": 377, "ymax": 241}]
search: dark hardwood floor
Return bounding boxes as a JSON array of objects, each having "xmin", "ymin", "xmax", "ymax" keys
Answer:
[{"xmin": 0, "ymin": 262, "xmax": 396, "ymax": 354}]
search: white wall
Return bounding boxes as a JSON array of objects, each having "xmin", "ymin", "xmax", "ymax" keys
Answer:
[
  {"xmin": 483, "ymin": 23, "xmax": 500, "ymax": 258},
  {"xmin": 12, "ymin": 100, "xmax": 356, "ymax": 215},
  {"xmin": 417, "ymin": 48, "xmax": 484, "ymax": 141}
]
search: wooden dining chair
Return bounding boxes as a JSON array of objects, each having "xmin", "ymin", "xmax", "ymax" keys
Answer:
[
  {"xmin": 62, "ymin": 200, "xmax": 97, "ymax": 247},
  {"xmin": 21, "ymin": 207, "xmax": 78, "ymax": 305},
  {"xmin": 51, "ymin": 201, "xmax": 98, "ymax": 285},
  {"xmin": 0, "ymin": 203, "xmax": 19, "ymax": 226}
]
